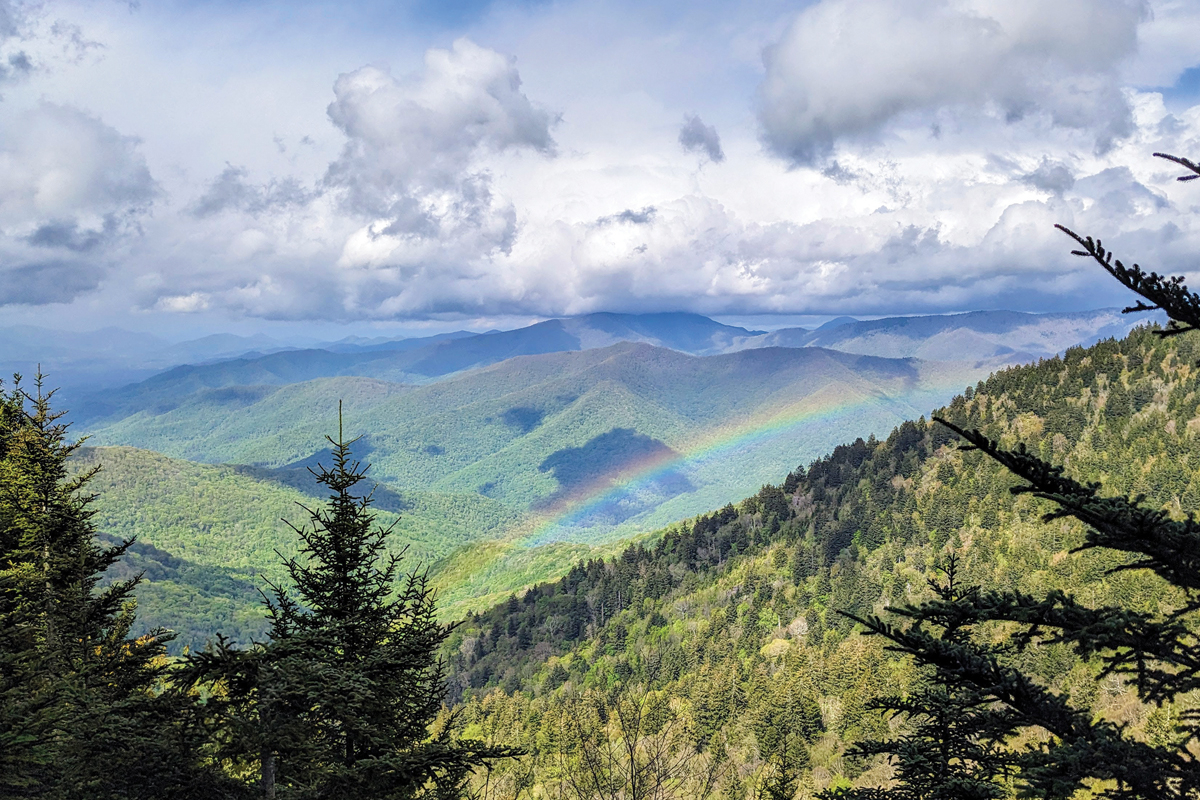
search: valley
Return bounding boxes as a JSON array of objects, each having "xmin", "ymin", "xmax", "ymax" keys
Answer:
[{"xmin": 49, "ymin": 308, "xmax": 1153, "ymax": 648}]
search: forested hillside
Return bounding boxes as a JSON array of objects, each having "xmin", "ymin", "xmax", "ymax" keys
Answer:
[
  {"xmin": 81, "ymin": 344, "xmax": 986, "ymax": 545},
  {"xmin": 443, "ymin": 323, "xmax": 1195, "ymax": 797},
  {"xmin": 72, "ymin": 446, "xmax": 521, "ymax": 649}
]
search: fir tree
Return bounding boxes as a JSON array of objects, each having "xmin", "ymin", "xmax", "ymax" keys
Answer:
[
  {"xmin": 756, "ymin": 729, "xmax": 801, "ymax": 800},
  {"xmin": 829, "ymin": 153, "xmax": 1200, "ymax": 798},
  {"xmin": 0, "ymin": 375, "xmax": 232, "ymax": 798},
  {"xmin": 192, "ymin": 406, "xmax": 514, "ymax": 798},
  {"xmin": 818, "ymin": 557, "xmax": 1016, "ymax": 800},
  {"xmin": 0, "ymin": 378, "xmax": 58, "ymax": 795}
]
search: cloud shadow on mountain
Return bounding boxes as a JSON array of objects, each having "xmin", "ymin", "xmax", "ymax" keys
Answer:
[{"xmin": 536, "ymin": 428, "xmax": 694, "ymax": 523}]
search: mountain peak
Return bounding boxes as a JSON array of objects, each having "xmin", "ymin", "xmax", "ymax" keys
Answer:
[{"xmin": 816, "ymin": 316, "xmax": 859, "ymax": 331}]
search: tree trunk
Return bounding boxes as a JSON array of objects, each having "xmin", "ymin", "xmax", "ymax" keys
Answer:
[{"xmin": 262, "ymin": 751, "xmax": 276, "ymax": 799}]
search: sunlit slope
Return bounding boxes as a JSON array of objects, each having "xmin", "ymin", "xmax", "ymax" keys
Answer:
[
  {"xmin": 79, "ymin": 445, "xmax": 521, "ymax": 571},
  {"xmin": 422, "ymin": 372, "xmax": 960, "ymax": 616},
  {"xmin": 74, "ymin": 446, "xmax": 523, "ymax": 646},
  {"xmin": 78, "ymin": 377, "xmax": 411, "ymax": 466},
  {"xmin": 85, "ymin": 344, "xmax": 990, "ymax": 530},
  {"xmin": 99, "ymin": 533, "xmax": 269, "ymax": 650}
]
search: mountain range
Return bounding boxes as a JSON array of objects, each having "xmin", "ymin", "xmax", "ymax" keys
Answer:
[
  {"xmin": 68, "ymin": 308, "xmax": 1150, "ymax": 428},
  {"xmin": 441, "ymin": 322, "xmax": 1189, "ymax": 798},
  {"xmin": 41, "ymin": 306, "xmax": 1162, "ymax": 645},
  {"xmin": 732, "ymin": 308, "xmax": 1153, "ymax": 361},
  {"xmin": 81, "ymin": 343, "xmax": 982, "ymax": 540},
  {"xmin": 19, "ymin": 307, "xmax": 1152, "ymax": 400}
]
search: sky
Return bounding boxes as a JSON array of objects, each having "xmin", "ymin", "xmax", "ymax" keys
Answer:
[{"xmin": 2, "ymin": 0, "xmax": 1200, "ymax": 339}]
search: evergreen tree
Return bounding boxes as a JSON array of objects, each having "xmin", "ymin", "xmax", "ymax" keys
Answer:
[
  {"xmin": 830, "ymin": 153, "xmax": 1200, "ymax": 798},
  {"xmin": 819, "ymin": 558, "xmax": 1016, "ymax": 800},
  {"xmin": 192, "ymin": 407, "xmax": 514, "ymax": 798},
  {"xmin": 0, "ymin": 378, "xmax": 58, "ymax": 795},
  {"xmin": 0, "ymin": 375, "xmax": 232, "ymax": 798},
  {"xmin": 756, "ymin": 729, "xmax": 801, "ymax": 800}
]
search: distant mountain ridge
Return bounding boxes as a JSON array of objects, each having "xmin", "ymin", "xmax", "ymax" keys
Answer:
[
  {"xmin": 67, "ymin": 308, "xmax": 1147, "ymax": 426},
  {"xmin": 69, "ymin": 313, "xmax": 760, "ymax": 426},
  {"xmin": 731, "ymin": 308, "xmax": 1156, "ymax": 362},
  {"xmin": 0, "ymin": 325, "xmax": 298, "ymax": 389}
]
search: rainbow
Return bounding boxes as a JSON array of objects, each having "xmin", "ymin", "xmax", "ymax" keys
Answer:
[{"xmin": 518, "ymin": 374, "xmax": 971, "ymax": 547}]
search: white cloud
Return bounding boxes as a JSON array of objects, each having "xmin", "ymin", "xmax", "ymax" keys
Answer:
[
  {"xmin": 155, "ymin": 291, "xmax": 210, "ymax": 313},
  {"xmin": 1124, "ymin": 0, "xmax": 1200, "ymax": 87},
  {"xmin": 0, "ymin": 103, "xmax": 155, "ymax": 222},
  {"xmin": 0, "ymin": 102, "xmax": 155, "ymax": 305},
  {"xmin": 5, "ymin": 0, "xmax": 1200, "ymax": 328},
  {"xmin": 120, "ymin": 38, "xmax": 558, "ymax": 320},
  {"xmin": 758, "ymin": 0, "xmax": 1148, "ymax": 165},
  {"xmin": 324, "ymin": 38, "xmax": 555, "ymax": 220}
]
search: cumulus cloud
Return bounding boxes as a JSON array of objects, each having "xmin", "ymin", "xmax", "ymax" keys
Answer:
[
  {"xmin": 129, "ymin": 38, "xmax": 558, "ymax": 320},
  {"xmin": 678, "ymin": 114, "xmax": 724, "ymax": 162},
  {"xmin": 0, "ymin": 102, "xmax": 155, "ymax": 305},
  {"xmin": 0, "ymin": 103, "xmax": 155, "ymax": 221},
  {"xmin": 316, "ymin": 39, "xmax": 556, "ymax": 314},
  {"xmin": 759, "ymin": 0, "xmax": 1147, "ymax": 165},
  {"xmin": 324, "ymin": 38, "xmax": 555, "ymax": 220},
  {"xmin": 7, "ymin": 2, "xmax": 1200, "ymax": 326},
  {"xmin": 137, "ymin": 86, "xmax": 1200, "ymax": 322}
]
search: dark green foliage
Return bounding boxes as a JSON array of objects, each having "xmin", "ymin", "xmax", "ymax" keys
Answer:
[
  {"xmin": 0, "ymin": 376, "xmax": 233, "ymax": 798},
  {"xmin": 189, "ymin": 409, "xmax": 514, "ymax": 798},
  {"xmin": 0, "ymin": 381, "xmax": 58, "ymax": 794},
  {"xmin": 890, "ymin": 417, "xmax": 1200, "ymax": 797},
  {"xmin": 820, "ymin": 558, "xmax": 1016, "ymax": 800}
]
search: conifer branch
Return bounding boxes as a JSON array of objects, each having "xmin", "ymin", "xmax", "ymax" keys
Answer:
[
  {"xmin": 933, "ymin": 416, "xmax": 1200, "ymax": 595},
  {"xmin": 1155, "ymin": 152, "xmax": 1200, "ymax": 182},
  {"xmin": 1055, "ymin": 224, "xmax": 1200, "ymax": 337}
]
